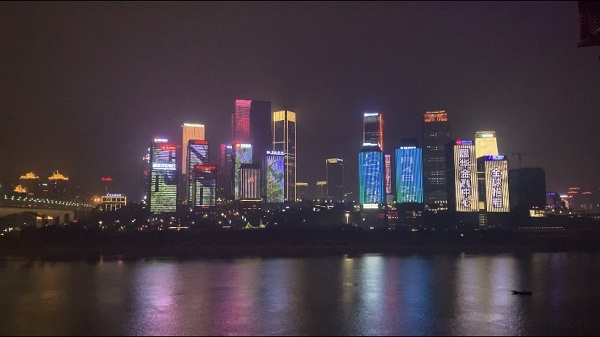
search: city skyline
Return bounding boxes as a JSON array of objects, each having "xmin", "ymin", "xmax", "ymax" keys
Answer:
[{"xmin": 1, "ymin": 2, "xmax": 599, "ymax": 199}]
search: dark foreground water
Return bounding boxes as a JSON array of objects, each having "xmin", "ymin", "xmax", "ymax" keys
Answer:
[{"xmin": 1, "ymin": 252, "xmax": 599, "ymax": 336}]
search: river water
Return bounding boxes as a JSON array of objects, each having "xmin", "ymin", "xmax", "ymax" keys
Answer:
[{"xmin": 1, "ymin": 252, "xmax": 599, "ymax": 335}]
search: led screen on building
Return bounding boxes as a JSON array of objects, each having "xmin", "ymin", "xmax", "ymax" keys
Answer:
[
  {"xmin": 385, "ymin": 154, "xmax": 392, "ymax": 195},
  {"xmin": 484, "ymin": 158, "xmax": 510, "ymax": 212},
  {"xmin": 188, "ymin": 140, "xmax": 209, "ymax": 202},
  {"xmin": 193, "ymin": 165, "xmax": 216, "ymax": 207},
  {"xmin": 453, "ymin": 142, "xmax": 478, "ymax": 212},
  {"xmin": 395, "ymin": 147, "xmax": 423, "ymax": 203},
  {"xmin": 150, "ymin": 143, "xmax": 178, "ymax": 213},
  {"xmin": 359, "ymin": 150, "xmax": 384, "ymax": 205},
  {"xmin": 265, "ymin": 152, "xmax": 285, "ymax": 203},
  {"xmin": 234, "ymin": 143, "xmax": 253, "ymax": 199},
  {"xmin": 239, "ymin": 164, "xmax": 261, "ymax": 200}
]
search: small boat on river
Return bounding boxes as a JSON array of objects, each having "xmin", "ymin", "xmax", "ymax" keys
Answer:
[{"xmin": 512, "ymin": 290, "xmax": 533, "ymax": 295}]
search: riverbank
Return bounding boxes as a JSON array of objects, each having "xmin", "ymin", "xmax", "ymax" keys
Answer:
[{"xmin": 2, "ymin": 228, "xmax": 600, "ymax": 260}]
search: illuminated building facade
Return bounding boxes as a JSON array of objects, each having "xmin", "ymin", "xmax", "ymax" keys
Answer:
[
  {"xmin": 187, "ymin": 140, "xmax": 209, "ymax": 203},
  {"xmin": 18, "ymin": 172, "xmax": 40, "ymax": 196},
  {"xmin": 326, "ymin": 158, "xmax": 344, "ymax": 201},
  {"xmin": 48, "ymin": 170, "xmax": 69, "ymax": 200},
  {"xmin": 363, "ymin": 112, "xmax": 383, "ymax": 150},
  {"xmin": 273, "ymin": 110, "xmax": 296, "ymax": 202},
  {"xmin": 395, "ymin": 145, "xmax": 423, "ymax": 204},
  {"xmin": 232, "ymin": 99, "xmax": 272, "ymax": 164},
  {"xmin": 100, "ymin": 194, "xmax": 127, "ymax": 212},
  {"xmin": 149, "ymin": 139, "xmax": 178, "ymax": 213},
  {"xmin": 192, "ymin": 165, "xmax": 216, "ymax": 208},
  {"xmin": 477, "ymin": 156, "xmax": 510, "ymax": 212},
  {"xmin": 475, "ymin": 131, "xmax": 499, "ymax": 158},
  {"xmin": 233, "ymin": 143, "xmax": 253, "ymax": 200},
  {"xmin": 446, "ymin": 139, "xmax": 479, "ymax": 212},
  {"xmin": 141, "ymin": 148, "xmax": 151, "ymax": 201},
  {"xmin": 239, "ymin": 164, "xmax": 261, "ymax": 200},
  {"xmin": 508, "ymin": 168, "xmax": 546, "ymax": 214},
  {"xmin": 422, "ymin": 110, "xmax": 450, "ymax": 209},
  {"xmin": 264, "ymin": 151, "xmax": 285, "ymax": 203},
  {"xmin": 181, "ymin": 123, "xmax": 205, "ymax": 176},
  {"xmin": 385, "ymin": 154, "xmax": 392, "ymax": 196},
  {"xmin": 217, "ymin": 144, "xmax": 234, "ymax": 201},
  {"xmin": 358, "ymin": 147, "xmax": 385, "ymax": 207}
]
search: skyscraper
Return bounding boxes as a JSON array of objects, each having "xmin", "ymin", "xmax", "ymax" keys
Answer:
[
  {"xmin": 363, "ymin": 112, "xmax": 383, "ymax": 150},
  {"xmin": 232, "ymin": 99, "xmax": 272, "ymax": 165},
  {"xmin": 181, "ymin": 123, "xmax": 205, "ymax": 176},
  {"xmin": 358, "ymin": 146, "xmax": 385, "ymax": 206},
  {"xmin": 422, "ymin": 110, "xmax": 450, "ymax": 210},
  {"xmin": 192, "ymin": 164, "xmax": 216, "ymax": 208},
  {"xmin": 264, "ymin": 151, "xmax": 285, "ymax": 203},
  {"xmin": 149, "ymin": 139, "xmax": 178, "ymax": 214},
  {"xmin": 475, "ymin": 131, "xmax": 499, "ymax": 158},
  {"xmin": 217, "ymin": 144, "xmax": 234, "ymax": 201},
  {"xmin": 326, "ymin": 158, "xmax": 344, "ymax": 201},
  {"xmin": 477, "ymin": 155, "xmax": 510, "ymax": 212},
  {"xmin": 233, "ymin": 143, "xmax": 253, "ymax": 200},
  {"xmin": 445, "ymin": 139, "xmax": 479, "ymax": 212},
  {"xmin": 187, "ymin": 140, "xmax": 209, "ymax": 204},
  {"xmin": 273, "ymin": 110, "xmax": 296, "ymax": 202},
  {"xmin": 396, "ymin": 142, "xmax": 423, "ymax": 204}
]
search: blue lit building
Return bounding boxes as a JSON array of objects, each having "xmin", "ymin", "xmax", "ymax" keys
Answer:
[
  {"xmin": 395, "ymin": 145, "xmax": 423, "ymax": 204},
  {"xmin": 358, "ymin": 147, "xmax": 385, "ymax": 207}
]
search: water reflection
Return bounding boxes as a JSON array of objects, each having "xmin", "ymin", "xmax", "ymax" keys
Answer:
[{"xmin": 1, "ymin": 252, "xmax": 600, "ymax": 335}]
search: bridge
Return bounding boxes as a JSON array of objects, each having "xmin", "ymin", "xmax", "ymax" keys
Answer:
[{"xmin": 0, "ymin": 194, "xmax": 94, "ymax": 228}]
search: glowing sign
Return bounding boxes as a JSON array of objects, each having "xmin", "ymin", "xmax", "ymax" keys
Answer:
[
  {"xmin": 485, "ymin": 159, "xmax": 510, "ymax": 212},
  {"xmin": 424, "ymin": 111, "xmax": 447, "ymax": 123},
  {"xmin": 485, "ymin": 155, "xmax": 506, "ymax": 160},
  {"xmin": 266, "ymin": 150, "xmax": 284, "ymax": 156},
  {"xmin": 101, "ymin": 177, "xmax": 113, "ymax": 182},
  {"xmin": 453, "ymin": 143, "xmax": 478, "ymax": 212},
  {"xmin": 364, "ymin": 112, "xmax": 379, "ymax": 117},
  {"xmin": 193, "ymin": 140, "xmax": 208, "ymax": 145},
  {"xmin": 154, "ymin": 138, "xmax": 168, "ymax": 143},
  {"xmin": 363, "ymin": 203, "xmax": 379, "ymax": 209},
  {"xmin": 160, "ymin": 145, "xmax": 177, "ymax": 151},
  {"xmin": 385, "ymin": 154, "xmax": 392, "ymax": 195},
  {"xmin": 152, "ymin": 163, "xmax": 177, "ymax": 170}
]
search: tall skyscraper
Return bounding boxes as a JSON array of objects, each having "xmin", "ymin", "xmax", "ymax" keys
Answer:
[
  {"xmin": 217, "ymin": 144, "xmax": 234, "ymax": 201},
  {"xmin": 422, "ymin": 110, "xmax": 450, "ymax": 209},
  {"xmin": 192, "ymin": 164, "xmax": 216, "ymax": 208},
  {"xmin": 509, "ymin": 168, "xmax": 546, "ymax": 214},
  {"xmin": 446, "ymin": 139, "xmax": 479, "ymax": 212},
  {"xmin": 326, "ymin": 158, "xmax": 344, "ymax": 201},
  {"xmin": 181, "ymin": 123, "xmax": 205, "ymax": 176},
  {"xmin": 358, "ymin": 146, "xmax": 385, "ymax": 207},
  {"xmin": 264, "ymin": 151, "xmax": 285, "ymax": 203},
  {"xmin": 233, "ymin": 143, "xmax": 253, "ymax": 200},
  {"xmin": 232, "ymin": 99, "xmax": 272, "ymax": 165},
  {"xmin": 475, "ymin": 131, "xmax": 499, "ymax": 158},
  {"xmin": 149, "ymin": 139, "xmax": 178, "ymax": 214},
  {"xmin": 396, "ymin": 141, "xmax": 423, "ymax": 204},
  {"xmin": 187, "ymin": 140, "xmax": 209, "ymax": 204},
  {"xmin": 273, "ymin": 110, "xmax": 296, "ymax": 202},
  {"xmin": 477, "ymin": 155, "xmax": 510, "ymax": 212},
  {"xmin": 363, "ymin": 112, "xmax": 383, "ymax": 150}
]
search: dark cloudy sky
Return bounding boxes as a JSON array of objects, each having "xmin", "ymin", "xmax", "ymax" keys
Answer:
[{"xmin": 1, "ymin": 1, "xmax": 599, "ymax": 200}]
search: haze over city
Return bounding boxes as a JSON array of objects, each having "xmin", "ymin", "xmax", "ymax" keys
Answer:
[{"xmin": 1, "ymin": 1, "xmax": 599, "ymax": 200}]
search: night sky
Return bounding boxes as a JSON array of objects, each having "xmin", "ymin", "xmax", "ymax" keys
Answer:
[{"xmin": 1, "ymin": 1, "xmax": 599, "ymax": 200}]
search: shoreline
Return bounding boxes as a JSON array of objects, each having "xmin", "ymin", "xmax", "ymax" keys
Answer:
[{"xmin": 2, "ymin": 231, "xmax": 600, "ymax": 260}]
